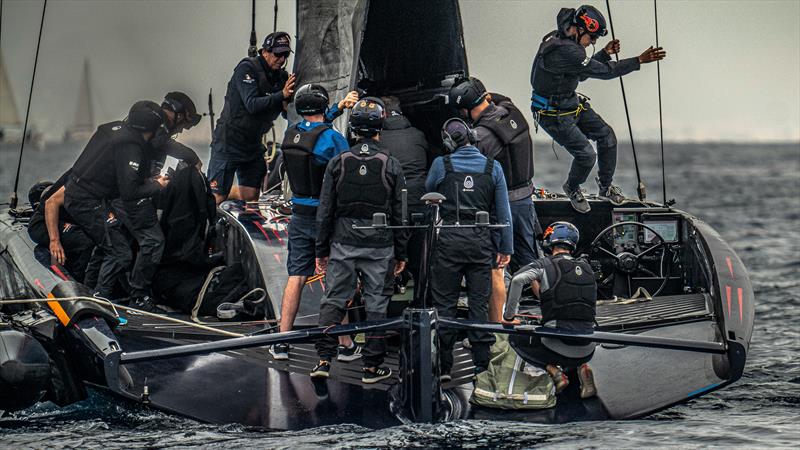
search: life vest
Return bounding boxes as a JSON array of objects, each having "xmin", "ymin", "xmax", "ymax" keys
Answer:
[
  {"xmin": 540, "ymin": 255, "xmax": 597, "ymax": 323},
  {"xmin": 530, "ymin": 31, "xmax": 583, "ymax": 104},
  {"xmin": 281, "ymin": 123, "xmax": 332, "ymax": 198},
  {"xmin": 477, "ymin": 96, "xmax": 535, "ymax": 189},
  {"xmin": 335, "ymin": 142, "xmax": 391, "ymax": 219},
  {"xmin": 69, "ymin": 121, "xmax": 144, "ymax": 199},
  {"xmin": 440, "ymin": 154, "xmax": 495, "ymax": 224}
]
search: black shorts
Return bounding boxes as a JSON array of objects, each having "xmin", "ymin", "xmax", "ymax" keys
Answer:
[{"xmin": 206, "ymin": 156, "xmax": 267, "ymax": 196}]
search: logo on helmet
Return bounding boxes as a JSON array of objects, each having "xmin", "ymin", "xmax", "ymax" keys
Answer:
[
  {"xmin": 464, "ymin": 176, "xmax": 474, "ymax": 190},
  {"xmin": 359, "ymin": 164, "xmax": 367, "ymax": 176},
  {"xmin": 293, "ymin": 133, "xmax": 301, "ymax": 143},
  {"xmin": 456, "ymin": 95, "xmax": 462, "ymax": 105},
  {"xmin": 579, "ymin": 14, "xmax": 600, "ymax": 33}
]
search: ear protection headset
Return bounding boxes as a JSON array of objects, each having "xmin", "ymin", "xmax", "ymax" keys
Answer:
[
  {"xmin": 263, "ymin": 31, "xmax": 291, "ymax": 53},
  {"xmin": 441, "ymin": 117, "xmax": 477, "ymax": 153}
]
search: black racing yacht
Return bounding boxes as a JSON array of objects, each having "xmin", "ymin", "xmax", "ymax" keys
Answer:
[{"xmin": 1, "ymin": 0, "xmax": 753, "ymax": 429}]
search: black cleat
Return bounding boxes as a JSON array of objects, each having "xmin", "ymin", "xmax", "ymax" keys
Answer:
[
  {"xmin": 563, "ymin": 182, "xmax": 591, "ymax": 213},
  {"xmin": 597, "ymin": 178, "xmax": 626, "ymax": 205},
  {"xmin": 362, "ymin": 366, "xmax": 392, "ymax": 384},
  {"xmin": 310, "ymin": 360, "xmax": 331, "ymax": 378},
  {"xmin": 129, "ymin": 296, "xmax": 165, "ymax": 313}
]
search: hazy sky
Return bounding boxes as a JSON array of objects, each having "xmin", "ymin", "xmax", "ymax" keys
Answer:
[{"xmin": 2, "ymin": 0, "xmax": 799, "ymax": 143}]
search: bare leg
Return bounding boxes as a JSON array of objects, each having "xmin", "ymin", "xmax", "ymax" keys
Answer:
[
  {"xmin": 489, "ymin": 268, "xmax": 506, "ymax": 322},
  {"xmin": 339, "ymin": 313, "xmax": 353, "ymax": 347},
  {"xmin": 237, "ymin": 186, "xmax": 260, "ymax": 202},
  {"xmin": 280, "ymin": 275, "xmax": 307, "ymax": 332},
  {"xmin": 213, "ymin": 193, "xmax": 227, "ymax": 205}
]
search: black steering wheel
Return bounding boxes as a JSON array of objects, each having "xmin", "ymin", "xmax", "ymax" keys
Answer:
[{"xmin": 589, "ymin": 221, "xmax": 670, "ymax": 299}]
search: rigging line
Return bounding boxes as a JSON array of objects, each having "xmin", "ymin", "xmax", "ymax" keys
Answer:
[
  {"xmin": 604, "ymin": 0, "xmax": 646, "ymax": 202},
  {"xmin": 10, "ymin": 0, "xmax": 47, "ymax": 210},
  {"xmin": 654, "ymin": 0, "xmax": 667, "ymax": 205}
]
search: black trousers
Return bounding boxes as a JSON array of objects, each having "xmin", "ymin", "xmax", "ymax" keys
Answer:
[
  {"xmin": 112, "ymin": 198, "xmax": 164, "ymax": 298},
  {"xmin": 28, "ymin": 220, "xmax": 94, "ymax": 283},
  {"xmin": 535, "ymin": 103, "xmax": 617, "ymax": 191},
  {"xmin": 64, "ymin": 194, "xmax": 132, "ymax": 298},
  {"xmin": 430, "ymin": 231, "xmax": 496, "ymax": 373}
]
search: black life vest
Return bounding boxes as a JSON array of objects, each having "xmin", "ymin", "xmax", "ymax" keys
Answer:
[
  {"xmin": 215, "ymin": 57, "xmax": 288, "ymax": 150},
  {"xmin": 477, "ymin": 96, "xmax": 535, "ymax": 189},
  {"xmin": 530, "ymin": 31, "xmax": 582, "ymax": 102},
  {"xmin": 335, "ymin": 142, "xmax": 391, "ymax": 219},
  {"xmin": 440, "ymin": 154, "xmax": 495, "ymax": 223},
  {"xmin": 69, "ymin": 121, "xmax": 144, "ymax": 199},
  {"xmin": 281, "ymin": 123, "xmax": 332, "ymax": 198},
  {"xmin": 540, "ymin": 255, "xmax": 597, "ymax": 323}
]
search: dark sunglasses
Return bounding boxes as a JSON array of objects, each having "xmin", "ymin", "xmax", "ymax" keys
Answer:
[{"xmin": 274, "ymin": 51, "xmax": 290, "ymax": 59}]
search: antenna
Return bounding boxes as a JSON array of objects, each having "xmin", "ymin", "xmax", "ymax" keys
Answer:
[
  {"xmin": 654, "ymin": 0, "xmax": 667, "ymax": 205},
  {"xmin": 10, "ymin": 0, "xmax": 47, "ymax": 210},
  {"xmin": 207, "ymin": 88, "xmax": 215, "ymax": 140},
  {"xmin": 248, "ymin": 0, "xmax": 257, "ymax": 57},
  {"xmin": 605, "ymin": 0, "xmax": 646, "ymax": 202},
  {"xmin": 273, "ymin": 0, "xmax": 278, "ymax": 33}
]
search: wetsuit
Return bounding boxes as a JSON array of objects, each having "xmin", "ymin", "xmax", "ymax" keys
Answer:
[{"xmin": 425, "ymin": 144, "xmax": 513, "ymax": 373}]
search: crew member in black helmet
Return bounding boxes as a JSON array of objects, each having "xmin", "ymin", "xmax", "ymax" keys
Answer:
[
  {"xmin": 111, "ymin": 92, "xmax": 202, "ymax": 312},
  {"xmin": 530, "ymin": 5, "xmax": 666, "ymax": 213},
  {"xmin": 64, "ymin": 101, "xmax": 169, "ymax": 304},
  {"xmin": 208, "ymin": 31, "xmax": 297, "ymax": 204},
  {"xmin": 504, "ymin": 221, "xmax": 598, "ymax": 398},
  {"xmin": 311, "ymin": 97, "xmax": 408, "ymax": 384},
  {"xmin": 449, "ymin": 76, "xmax": 540, "ymax": 322},
  {"xmin": 425, "ymin": 118, "xmax": 513, "ymax": 380},
  {"xmin": 269, "ymin": 83, "xmax": 358, "ymax": 361}
]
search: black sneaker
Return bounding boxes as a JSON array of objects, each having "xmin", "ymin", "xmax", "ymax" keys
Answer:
[
  {"xmin": 563, "ymin": 182, "xmax": 591, "ymax": 213},
  {"xmin": 362, "ymin": 366, "xmax": 392, "ymax": 384},
  {"xmin": 596, "ymin": 177, "xmax": 626, "ymax": 205},
  {"xmin": 310, "ymin": 360, "xmax": 331, "ymax": 378},
  {"xmin": 269, "ymin": 343, "xmax": 290, "ymax": 361},
  {"xmin": 337, "ymin": 344, "xmax": 363, "ymax": 362},
  {"xmin": 130, "ymin": 296, "xmax": 165, "ymax": 313}
]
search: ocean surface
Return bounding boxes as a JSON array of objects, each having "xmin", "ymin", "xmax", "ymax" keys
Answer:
[{"xmin": 1, "ymin": 141, "xmax": 798, "ymax": 448}]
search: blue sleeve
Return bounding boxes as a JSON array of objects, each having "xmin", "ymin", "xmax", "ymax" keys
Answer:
[
  {"xmin": 425, "ymin": 158, "xmax": 445, "ymax": 192},
  {"xmin": 493, "ymin": 162, "xmax": 514, "ymax": 255},
  {"xmin": 324, "ymin": 103, "xmax": 343, "ymax": 123},
  {"xmin": 233, "ymin": 63, "xmax": 285, "ymax": 115},
  {"xmin": 312, "ymin": 129, "xmax": 349, "ymax": 166}
]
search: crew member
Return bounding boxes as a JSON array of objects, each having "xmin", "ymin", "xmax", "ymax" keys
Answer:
[
  {"xmin": 269, "ymin": 83, "xmax": 358, "ymax": 361},
  {"xmin": 64, "ymin": 101, "xmax": 168, "ymax": 305},
  {"xmin": 449, "ymin": 77, "xmax": 540, "ymax": 322},
  {"xmin": 112, "ymin": 92, "xmax": 202, "ymax": 312},
  {"xmin": 378, "ymin": 95, "xmax": 430, "ymax": 299},
  {"xmin": 530, "ymin": 5, "xmax": 666, "ymax": 213},
  {"xmin": 208, "ymin": 31, "xmax": 297, "ymax": 204},
  {"xmin": 504, "ymin": 221, "xmax": 597, "ymax": 398},
  {"xmin": 426, "ymin": 118, "xmax": 513, "ymax": 380},
  {"xmin": 312, "ymin": 97, "xmax": 408, "ymax": 384},
  {"xmin": 27, "ymin": 177, "xmax": 93, "ymax": 282}
]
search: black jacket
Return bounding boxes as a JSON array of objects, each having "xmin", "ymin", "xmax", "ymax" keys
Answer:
[
  {"xmin": 316, "ymin": 140, "xmax": 409, "ymax": 259},
  {"xmin": 379, "ymin": 113, "xmax": 430, "ymax": 209},
  {"xmin": 66, "ymin": 121, "xmax": 161, "ymax": 202}
]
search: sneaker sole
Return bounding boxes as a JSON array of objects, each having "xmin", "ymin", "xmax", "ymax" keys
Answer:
[
  {"xmin": 600, "ymin": 196, "xmax": 625, "ymax": 206},
  {"xmin": 310, "ymin": 371, "xmax": 330, "ymax": 378},
  {"xmin": 270, "ymin": 352, "xmax": 290, "ymax": 361},
  {"xmin": 337, "ymin": 353, "xmax": 362, "ymax": 362},
  {"xmin": 362, "ymin": 371, "xmax": 392, "ymax": 384}
]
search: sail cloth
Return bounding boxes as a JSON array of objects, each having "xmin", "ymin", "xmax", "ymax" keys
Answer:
[{"xmin": 0, "ymin": 49, "xmax": 22, "ymax": 128}]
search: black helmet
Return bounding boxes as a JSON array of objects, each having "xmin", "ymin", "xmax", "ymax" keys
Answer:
[
  {"xmin": 294, "ymin": 84, "xmax": 329, "ymax": 116},
  {"xmin": 441, "ymin": 118, "xmax": 477, "ymax": 153},
  {"xmin": 448, "ymin": 77, "xmax": 487, "ymax": 110},
  {"xmin": 349, "ymin": 97, "xmax": 385, "ymax": 135},
  {"xmin": 162, "ymin": 92, "xmax": 201, "ymax": 130},
  {"xmin": 573, "ymin": 5, "xmax": 608, "ymax": 37},
  {"xmin": 543, "ymin": 221, "xmax": 580, "ymax": 251},
  {"xmin": 28, "ymin": 180, "xmax": 54, "ymax": 208},
  {"xmin": 127, "ymin": 100, "xmax": 165, "ymax": 133}
]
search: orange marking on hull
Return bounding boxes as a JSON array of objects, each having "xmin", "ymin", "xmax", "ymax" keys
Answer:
[
  {"xmin": 273, "ymin": 253, "xmax": 281, "ymax": 263},
  {"xmin": 738, "ymin": 287, "xmax": 744, "ymax": 323},
  {"xmin": 725, "ymin": 256, "xmax": 735, "ymax": 279},
  {"xmin": 725, "ymin": 285, "xmax": 732, "ymax": 318},
  {"xmin": 46, "ymin": 292, "xmax": 71, "ymax": 326}
]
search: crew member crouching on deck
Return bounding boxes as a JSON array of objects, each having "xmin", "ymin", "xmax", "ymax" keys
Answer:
[
  {"xmin": 312, "ymin": 97, "xmax": 409, "ymax": 384},
  {"xmin": 504, "ymin": 221, "xmax": 598, "ymax": 398}
]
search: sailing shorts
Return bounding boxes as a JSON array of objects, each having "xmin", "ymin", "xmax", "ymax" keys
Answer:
[
  {"xmin": 286, "ymin": 212, "xmax": 317, "ymax": 276},
  {"xmin": 206, "ymin": 155, "xmax": 266, "ymax": 195}
]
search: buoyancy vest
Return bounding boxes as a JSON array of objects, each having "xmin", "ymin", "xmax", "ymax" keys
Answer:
[
  {"xmin": 530, "ymin": 31, "xmax": 583, "ymax": 101},
  {"xmin": 477, "ymin": 96, "xmax": 535, "ymax": 189},
  {"xmin": 215, "ymin": 57, "xmax": 287, "ymax": 150},
  {"xmin": 540, "ymin": 255, "xmax": 597, "ymax": 323},
  {"xmin": 440, "ymin": 154, "xmax": 495, "ymax": 223},
  {"xmin": 335, "ymin": 142, "xmax": 391, "ymax": 219},
  {"xmin": 69, "ymin": 121, "xmax": 143, "ymax": 199},
  {"xmin": 281, "ymin": 123, "xmax": 331, "ymax": 198}
]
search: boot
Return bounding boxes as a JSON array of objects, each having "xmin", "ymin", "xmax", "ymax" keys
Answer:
[
  {"xmin": 578, "ymin": 363, "xmax": 597, "ymax": 398},
  {"xmin": 546, "ymin": 364, "xmax": 569, "ymax": 393}
]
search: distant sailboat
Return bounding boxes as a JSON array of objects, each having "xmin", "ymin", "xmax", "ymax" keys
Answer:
[
  {"xmin": 0, "ymin": 49, "xmax": 23, "ymax": 143},
  {"xmin": 63, "ymin": 59, "xmax": 95, "ymax": 143}
]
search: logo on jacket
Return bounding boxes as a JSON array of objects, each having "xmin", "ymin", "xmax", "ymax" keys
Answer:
[
  {"xmin": 209, "ymin": 180, "xmax": 219, "ymax": 190},
  {"xmin": 112, "ymin": 125, "xmax": 121, "ymax": 131},
  {"xmin": 510, "ymin": 119, "xmax": 518, "ymax": 130},
  {"xmin": 575, "ymin": 265, "xmax": 583, "ymax": 276},
  {"xmin": 106, "ymin": 212, "xmax": 117, "ymax": 225},
  {"xmin": 128, "ymin": 161, "xmax": 140, "ymax": 170},
  {"xmin": 243, "ymin": 73, "xmax": 254, "ymax": 84},
  {"xmin": 293, "ymin": 133, "xmax": 301, "ymax": 143},
  {"xmin": 464, "ymin": 175, "xmax": 474, "ymax": 190},
  {"xmin": 359, "ymin": 164, "xmax": 367, "ymax": 176},
  {"xmin": 360, "ymin": 144, "xmax": 369, "ymax": 154},
  {"xmin": 582, "ymin": 56, "xmax": 590, "ymax": 66}
]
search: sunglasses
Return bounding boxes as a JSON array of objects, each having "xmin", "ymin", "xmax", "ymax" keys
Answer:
[{"xmin": 274, "ymin": 52, "xmax": 290, "ymax": 59}]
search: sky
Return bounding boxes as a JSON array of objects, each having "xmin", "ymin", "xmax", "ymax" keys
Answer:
[{"xmin": 1, "ymin": 0, "xmax": 799, "ymax": 144}]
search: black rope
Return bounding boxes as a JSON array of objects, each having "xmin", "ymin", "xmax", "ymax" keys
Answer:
[
  {"xmin": 273, "ymin": 0, "xmax": 278, "ymax": 33},
  {"xmin": 248, "ymin": 0, "xmax": 257, "ymax": 57},
  {"xmin": 605, "ymin": 0, "xmax": 646, "ymax": 201},
  {"xmin": 10, "ymin": 0, "xmax": 47, "ymax": 210},
  {"xmin": 654, "ymin": 0, "xmax": 667, "ymax": 205}
]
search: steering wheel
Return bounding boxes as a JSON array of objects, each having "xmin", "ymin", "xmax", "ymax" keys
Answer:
[{"xmin": 589, "ymin": 221, "xmax": 670, "ymax": 299}]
